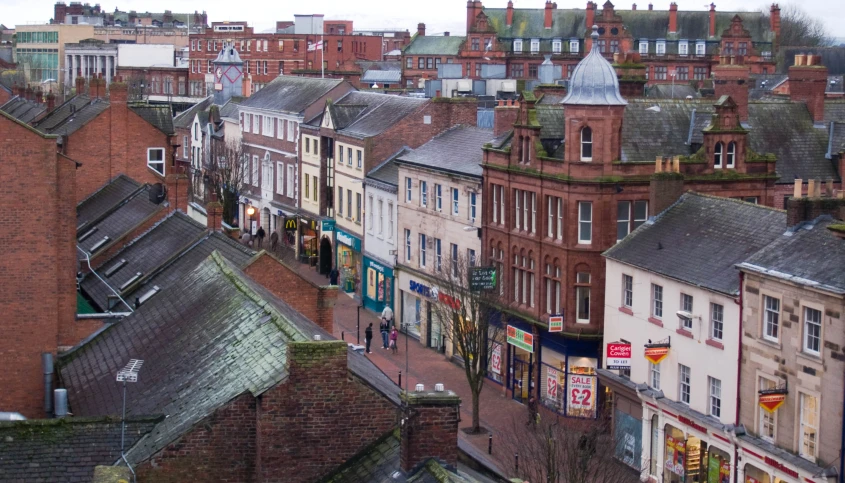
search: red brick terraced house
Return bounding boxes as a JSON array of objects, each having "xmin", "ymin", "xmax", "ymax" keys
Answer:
[{"xmin": 479, "ymin": 26, "xmax": 845, "ymax": 415}]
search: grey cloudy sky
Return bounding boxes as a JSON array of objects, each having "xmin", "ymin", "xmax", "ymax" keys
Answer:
[{"xmin": 5, "ymin": 0, "xmax": 843, "ymax": 40}]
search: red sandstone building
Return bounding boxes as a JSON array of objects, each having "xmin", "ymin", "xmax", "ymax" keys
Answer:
[
  {"xmin": 481, "ymin": 28, "xmax": 845, "ymax": 414},
  {"xmin": 403, "ymin": 0, "xmax": 779, "ymax": 86}
]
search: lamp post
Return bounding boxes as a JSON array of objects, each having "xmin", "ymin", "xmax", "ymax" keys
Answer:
[{"xmin": 246, "ymin": 205, "xmax": 255, "ymax": 235}]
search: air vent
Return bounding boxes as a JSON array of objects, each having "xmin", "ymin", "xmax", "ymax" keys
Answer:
[
  {"xmin": 104, "ymin": 259, "xmax": 127, "ymax": 278},
  {"xmin": 78, "ymin": 226, "xmax": 99, "ymax": 242},
  {"xmin": 119, "ymin": 272, "xmax": 143, "ymax": 291},
  {"xmin": 89, "ymin": 236, "xmax": 111, "ymax": 252}
]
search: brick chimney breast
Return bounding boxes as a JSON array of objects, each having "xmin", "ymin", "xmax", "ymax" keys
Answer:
[
  {"xmin": 400, "ymin": 388, "xmax": 461, "ymax": 473},
  {"xmin": 788, "ymin": 54, "xmax": 828, "ymax": 124}
]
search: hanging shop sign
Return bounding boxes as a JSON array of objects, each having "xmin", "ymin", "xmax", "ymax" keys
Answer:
[
  {"xmin": 548, "ymin": 315, "xmax": 563, "ymax": 332},
  {"xmin": 606, "ymin": 343, "xmax": 632, "ymax": 369},
  {"xmin": 758, "ymin": 393, "xmax": 787, "ymax": 413},
  {"xmin": 665, "ymin": 435, "xmax": 686, "ymax": 478},
  {"xmin": 321, "ymin": 219, "xmax": 336, "ymax": 231},
  {"xmin": 469, "ymin": 266, "xmax": 497, "ymax": 291},
  {"xmin": 490, "ymin": 343, "xmax": 502, "ymax": 375},
  {"xmin": 567, "ymin": 374, "xmax": 595, "ymax": 412},
  {"xmin": 507, "ymin": 325, "xmax": 534, "ymax": 353},
  {"xmin": 644, "ymin": 347, "xmax": 670, "ymax": 364}
]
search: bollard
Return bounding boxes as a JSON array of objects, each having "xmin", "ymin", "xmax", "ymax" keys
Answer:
[
  {"xmin": 398, "ymin": 371, "xmax": 402, "ymax": 388},
  {"xmin": 488, "ymin": 434, "xmax": 492, "ymax": 455},
  {"xmin": 515, "ymin": 452, "xmax": 519, "ymax": 473},
  {"xmin": 341, "ymin": 331, "xmax": 344, "ymax": 341}
]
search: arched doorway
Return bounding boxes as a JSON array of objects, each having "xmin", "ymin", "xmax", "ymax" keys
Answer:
[{"xmin": 319, "ymin": 236, "xmax": 332, "ymax": 275}]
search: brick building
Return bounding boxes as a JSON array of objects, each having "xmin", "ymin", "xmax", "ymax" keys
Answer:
[
  {"xmin": 0, "ymin": 110, "xmax": 76, "ymax": 419},
  {"xmin": 405, "ymin": 0, "xmax": 779, "ymax": 86},
  {"xmin": 481, "ymin": 27, "xmax": 782, "ymax": 410},
  {"xmin": 401, "ymin": 25, "xmax": 465, "ymax": 88},
  {"xmin": 187, "ymin": 18, "xmax": 386, "ymax": 98}
]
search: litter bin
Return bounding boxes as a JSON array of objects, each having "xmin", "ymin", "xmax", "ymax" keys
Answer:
[{"xmin": 344, "ymin": 278, "xmax": 355, "ymax": 293}]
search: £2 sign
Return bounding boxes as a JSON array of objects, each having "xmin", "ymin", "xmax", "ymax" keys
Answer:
[{"xmin": 568, "ymin": 374, "xmax": 595, "ymax": 410}]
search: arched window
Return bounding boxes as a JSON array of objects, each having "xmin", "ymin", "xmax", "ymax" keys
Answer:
[
  {"xmin": 726, "ymin": 141, "xmax": 736, "ymax": 168},
  {"xmin": 714, "ymin": 141, "xmax": 724, "ymax": 168},
  {"xmin": 580, "ymin": 127, "xmax": 593, "ymax": 161}
]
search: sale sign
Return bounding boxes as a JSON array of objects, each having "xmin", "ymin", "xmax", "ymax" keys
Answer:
[
  {"xmin": 758, "ymin": 393, "xmax": 786, "ymax": 413},
  {"xmin": 665, "ymin": 435, "xmax": 686, "ymax": 477},
  {"xmin": 549, "ymin": 315, "xmax": 563, "ymax": 332},
  {"xmin": 567, "ymin": 374, "xmax": 596, "ymax": 411},
  {"xmin": 547, "ymin": 368, "xmax": 559, "ymax": 400},
  {"xmin": 507, "ymin": 325, "xmax": 534, "ymax": 353},
  {"xmin": 606, "ymin": 343, "xmax": 632, "ymax": 369},
  {"xmin": 644, "ymin": 346, "xmax": 669, "ymax": 364},
  {"xmin": 490, "ymin": 343, "xmax": 502, "ymax": 375}
]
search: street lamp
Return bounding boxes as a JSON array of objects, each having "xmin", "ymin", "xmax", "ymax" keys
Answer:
[{"xmin": 246, "ymin": 205, "xmax": 256, "ymax": 235}]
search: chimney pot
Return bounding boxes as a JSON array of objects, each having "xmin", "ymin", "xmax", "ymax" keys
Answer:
[
  {"xmin": 648, "ymin": 3, "xmax": 653, "ymax": 10},
  {"xmin": 632, "ymin": 3, "xmax": 637, "ymax": 10},
  {"xmin": 415, "ymin": 384, "xmax": 425, "ymax": 392},
  {"xmin": 417, "ymin": 22, "xmax": 426, "ymax": 36},
  {"xmin": 793, "ymin": 179, "xmax": 803, "ymax": 198},
  {"xmin": 435, "ymin": 383, "xmax": 445, "ymax": 392}
]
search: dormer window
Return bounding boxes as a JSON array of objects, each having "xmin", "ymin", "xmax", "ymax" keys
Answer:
[
  {"xmin": 726, "ymin": 142, "xmax": 736, "ymax": 168},
  {"xmin": 696, "ymin": 41, "xmax": 706, "ymax": 56},
  {"xmin": 656, "ymin": 40, "xmax": 666, "ymax": 56},
  {"xmin": 580, "ymin": 127, "xmax": 593, "ymax": 162},
  {"xmin": 639, "ymin": 41, "xmax": 649, "ymax": 54},
  {"xmin": 714, "ymin": 142, "xmax": 724, "ymax": 168},
  {"xmin": 513, "ymin": 39, "xmax": 523, "ymax": 53},
  {"xmin": 569, "ymin": 39, "xmax": 579, "ymax": 53},
  {"xmin": 678, "ymin": 40, "xmax": 689, "ymax": 56},
  {"xmin": 552, "ymin": 39, "xmax": 562, "ymax": 53},
  {"xmin": 530, "ymin": 39, "xmax": 540, "ymax": 53}
]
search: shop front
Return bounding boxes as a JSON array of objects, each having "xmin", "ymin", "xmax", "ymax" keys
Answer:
[
  {"xmin": 397, "ymin": 269, "xmax": 425, "ymax": 340},
  {"xmin": 506, "ymin": 320, "xmax": 535, "ymax": 404},
  {"xmin": 597, "ymin": 366, "xmax": 642, "ymax": 473},
  {"xmin": 298, "ymin": 216, "xmax": 320, "ymax": 266},
  {"xmin": 335, "ymin": 228, "xmax": 362, "ymax": 294},
  {"xmin": 737, "ymin": 435, "xmax": 830, "ymax": 483},
  {"xmin": 280, "ymin": 214, "xmax": 297, "ymax": 254},
  {"xmin": 363, "ymin": 256, "xmax": 394, "ymax": 315},
  {"xmin": 657, "ymin": 413, "xmax": 733, "ymax": 483},
  {"xmin": 486, "ymin": 329, "xmax": 505, "ymax": 386},
  {"xmin": 539, "ymin": 332, "xmax": 600, "ymax": 418}
]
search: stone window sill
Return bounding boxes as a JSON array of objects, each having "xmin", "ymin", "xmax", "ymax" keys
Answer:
[
  {"xmin": 705, "ymin": 339, "xmax": 724, "ymax": 350},
  {"xmin": 648, "ymin": 317, "xmax": 663, "ymax": 327},
  {"xmin": 618, "ymin": 306, "xmax": 633, "ymax": 316},
  {"xmin": 676, "ymin": 328, "xmax": 694, "ymax": 339}
]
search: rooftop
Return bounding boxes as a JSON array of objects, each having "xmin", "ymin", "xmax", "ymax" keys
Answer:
[
  {"xmin": 0, "ymin": 96, "xmax": 47, "ymax": 124},
  {"xmin": 403, "ymin": 35, "xmax": 465, "ymax": 56},
  {"xmin": 396, "ymin": 125, "xmax": 493, "ymax": 177},
  {"xmin": 604, "ymin": 193, "xmax": 786, "ymax": 296},
  {"xmin": 330, "ymin": 91, "xmax": 428, "ymax": 139},
  {"xmin": 240, "ymin": 76, "xmax": 345, "ymax": 115},
  {"xmin": 562, "ymin": 27, "xmax": 626, "ymax": 106},
  {"xmin": 77, "ymin": 184, "xmax": 164, "ymax": 256}
]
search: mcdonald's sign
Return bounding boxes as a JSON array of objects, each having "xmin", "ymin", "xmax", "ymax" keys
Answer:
[{"xmin": 284, "ymin": 218, "xmax": 297, "ymax": 231}]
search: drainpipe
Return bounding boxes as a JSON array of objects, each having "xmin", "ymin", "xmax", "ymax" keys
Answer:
[
  {"xmin": 42, "ymin": 353, "xmax": 54, "ymax": 418},
  {"xmin": 735, "ymin": 271, "xmax": 744, "ymax": 483}
]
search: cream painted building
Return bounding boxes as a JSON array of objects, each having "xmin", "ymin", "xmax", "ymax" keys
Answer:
[{"xmin": 14, "ymin": 23, "xmax": 93, "ymax": 94}]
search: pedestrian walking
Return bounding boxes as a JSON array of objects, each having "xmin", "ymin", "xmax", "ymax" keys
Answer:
[
  {"xmin": 329, "ymin": 267, "xmax": 339, "ymax": 286},
  {"xmin": 389, "ymin": 327, "xmax": 398, "ymax": 354},
  {"xmin": 269, "ymin": 231, "xmax": 279, "ymax": 252},
  {"xmin": 364, "ymin": 323, "xmax": 373, "ymax": 353},
  {"xmin": 256, "ymin": 226, "xmax": 266, "ymax": 248},
  {"xmin": 240, "ymin": 232, "xmax": 252, "ymax": 247},
  {"xmin": 379, "ymin": 318, "xmax": 389, "ymax": 349}
]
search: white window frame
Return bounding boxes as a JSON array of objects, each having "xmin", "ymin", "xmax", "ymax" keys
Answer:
[
  {"xmin": 678, "ymin": 40, "xmax": 689, "ymax": 56},
  {"xmin": 652, "ymin": 284, "xmax": 663, "ymax": 318},
  {"xmin": 499, "ymin": 185, "xmax": 506, "ymax": 226},
  {"xmin": 147, "ymin": 147, "xmax": 165, "ymax": 175},
  {"xmin": 680, "ymin": 293, "xmax": 693, "ymax": 330},
  {"xmin": 679, "ymin": 364, "xmax": 691, "ymax": 404},
  {"xmin": 799, "ymin": 392, "xmax": 819, "ymax": 460},
  {"xmin": 493, "ymin": 185, "xmax": 499, "ymax": 224},
  {"xmin": 377, "ymin": 198, "xmax": 384, "ymax": 236},
  {"xmin": 406, "ymin": 177, "xmax": 412, "ymax": 202},
  {"xmin": 470, "ymin": 192, "xmax": 477, "ymax": 222},
  {"xmin": 556, "ymin": 198, "xmax": 562, "ymax": 240},
  {"xmin": 182, "ymin": 135, "xmax": 189, "ymax": 158},
  {"xmin": 622, "ymin": 274, "xmax": 633, "ymax": 308},
  {"xmin": 452, "ymin": 187, "xmax": 459, "ymax": 216},
  {"xmin": 552, "ymin": 39, "xmax": 562, "ymax": 53},
  {"xmin": 419, "ymin": 234, "xmax": 427, "ymax": 268},
  {"xmin": 530, "ymin": 38, "xmax": 539, "ymax": 53},
  {"xmin": 726, "ymin": 141, "xmax": 736, "ymax": 168},
  {"xmin": 251, "ymin": 155, "xmax": 259, "ymax": 186},
  {"xmin": 758, "ymin": 376, "xmax": 777, "ymax": 442},
  {"xmin": 710, "ymin": 303, "xmax": 724, "ymax": 341},
  {"xmin": 367, "ymin": 194, "xmax": 374, "ymax": 233},
  {"xmin": 356, "ymin": 150, "xmax": 362, "ymax": 169},
  {"xmin": 522, "ymin": 191, "xmax": 529, "ymax": 231},
  {"xmin": 714, "ymin": 142, "xmax": 724, "ymax": 168},
  {"xmin": 387, "ymin": 202, "xmax": 394, "ymax": 241},
  {"xmin": 580, "ymin": 127, "xmax": 592, "ymax": 162},
  {"xmin": 435, "ymin": 238, "xmax": 442, "ymax": 272},
  {"xmin": 513, "ymin": 39, "xmax": 523, "ymax": 53},
  {"xmin": 530, "ymin": 192, "xmax": 536, "ymax": 234},
  {"xmin": 263, "ymin": 115, "xmax": 273, "ymax": 137},
  {"xmin": 577, "ymin": 201, "xmax": 592, "ymax": 244},
  {"xmin": 708, "ymin": 377, "xmax": 722, "ymax": 418},
  {"xmin": 576, "ymin": 274, "xmax": 590, "ymax": 324},
  {"xmin": 763, "ymin": 295, "xmax": 780, "ymax": 342},
  {"xmin": 287, "ymin": 121, "xmax": 296, "ymax": 142},
  {"xmin": 651, "ymin": 362, "xmax": 661, "ymax": 390},
  {"xmin": 515, "ymin": 189, "xmax": 521, "ymax": 229},
  {"xmin": 617, "ymin": 201, "xmax": 631, "ymax": 242},
  {"xmin": 696, "ymin": 41, "xmax": 706, "ymax": 56},
  {"xmin": 251, "ymin": 114, "xmax": 259, "ymax": 134},
  {"xmin": 656, "ymin": 40, "xmax": 666, "ymax": 55},
  {"xmin": 277, "ymin": 118, "xmax": 285, "ymax": 140},
  {"xmin": 803, "ymin": 306, "xmax": 822, "ymax": 356},
  {"xmin": 286, "ymin": 164, "xmax": 295, "ymax": 196},
  {"xmin": 435, "ymin": 184, "xmax": 442, "ymax": 211},
  {"xmin": 639, "ymin": 41, "xmax": 649, "ymax": 54},
  {"xmin": 569, "ymin": 39, "xmax": 579, "ymax": 53},
  {"xmin": 421, "ymin": 181, "xmax": 428, "ymax": 208},
  {"xmin": 405, "ymin": 229, "xmax": 411, "ymax": 261}
]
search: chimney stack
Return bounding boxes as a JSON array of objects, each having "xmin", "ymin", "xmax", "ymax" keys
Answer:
[
  {"xmin": 649, "ymin": 157, "xmax": 685, "ymax": 216},
  {"xmin": 648, "ymin": 3, "xmax": 653, "ymax": 10},
  {"xmin": 400, "ymin": 386, "xmax": 461, "ymax": 474},
  {"xmin": 544, "ymin": 0, "xmax": 554, "ymax": 29},
  {"xmin": 506, "ymin": 0, "xmax": 514, "ymax": 26},
  {"xmin": 786, "ymin": 178, "xmax": 845, "ymax": 226},
  {"xmin": 494, "ymin": 99, "xmax": 520, "ymax": 136},
  {"xmin": 632, "ymin": 3, "xmax": 636, "ymax": 10},
  {"xmin": 206, "ymin": 193, "xmax": 224, "ymax": 231},
  {"xmin": 669, "ymin": 3, "xmax": 678, "ymax": 33},
  {"xmin": 242, "ymin": 73, "xmax": 252, "ymax": 97},
  {"xmin": 712, "ymin": 61, "xmax": 750, "ymax": 121},
  {"xmin": 788, "ymin": 53, "xmax": 828, "ymax": 124},
  {"xmin": 417, "ymin": 22, "xmax": 426, "ymax": 37},
  {"xmin": 108, "ymin": 76, "xmax": 127, "ymax": 103},
  {"xmin": 709, "ymin": 3, "xmax": 716, "ymax": 38},
  {"xmin": 585, "ymin": 2, "xmax": 596, "ymax": 32},
  {"xmin": 466, "ymin": 0, "xmax": 482, "ymax": 33},
  {"xmin": 75, "ymin": 76, "xmax": 86, "ymax": 96},
  {"xmin": 770, "ymin": 3, "xmax": 781, "ymax": 36}
]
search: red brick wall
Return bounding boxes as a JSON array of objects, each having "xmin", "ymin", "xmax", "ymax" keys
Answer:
[
  {"xmin": 256, "ymin": 341, "xmax": 396, "ymax": 482},
  {"xmin": 712, "ymin": 64, "xmax": 750, "ymax": 121},
  {"xmin": 400, "ymin": 392, "xmax": 460, "ymax": 472},
  {"xmin": 243, "ymin": 252, "xmax": 337, "ymax": 333},
  {"xmin": 0, "ymin": 115, "xmax": 76, "ymax": 418},
  {"xmin": 138, "ymin": 393, "xmax": 258, "ymax": 483},
  {"xmin": 563, "ymin": 105, "xmax": 625, "ymax": 163},
  {"xmin": 788, "ymin": 65, "xmax": 828, "ymax": 123}
]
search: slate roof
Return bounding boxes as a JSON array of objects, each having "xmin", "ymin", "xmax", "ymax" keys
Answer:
[
  {"xmin": 80, "ymin": 211, "xmax": 207, "ymax": 311},
  {"xmin": 77, "ymin": 185, "xmax": 164, "ymax": 256},
  {"xmin": 219, "ymin": 96, "xmax": 245, "ymax": 119},
  {"xmin": 826, "ymin": 100, "xmax": 845, "ymax": 123},
  {"xmin": 831, "ymin": 122, "xmax": 845, "ymax": 155},
  {"xmin": 77, "ymin": 175, "xmax": 143, "ymax": 227},
  {"xmin": 403, "ymin": 36, "xmax": 465, "ymax": 56},
  {"xmin": 0, "ymin": 416, "xmax": 161, "ymax": 483},
  {"xmin": 173, "ymin": 96, "xmax": 213, "ymax": 129},
  {"xmin": 0, "ymin": 96, "xmax": 47, "ymax": 123},
  {"xmin": 396, "ymin": 125, "xmax": 492, "ymax": 177},
  {"xmin": 61, "ymin": 252, "xmax": 400, "ymax": 466},
  {"xmin": 483, "ymin": 8, "xmax": 585, "ymax": 40},
  {"xmin": 749, "ymin": 74, "xmax": 788, "ymax": 100},
  {"xmin": 619, "ymin": 100, "xmax": 711, "ymax": 161},
  {"xmin": 739, "ymin": 217, "xmax": 845, "ymax": 294},
  {"xmin": 646, "ymin": 84, "xmax": 699, "ymax": 99},
  {"xmin": 33, "ymin": 95, "xmax": 109, "ymax": 136},
  {"xmin": 604, "ymin": 193, "xmax": 786, "ymax": 296},
  {"xmin": 239, "ymin": 76, "xmax": 345, "ymax": 114},
  {"xmin": 362, "ymin": 69, "xmax": 403, "ymax": 84},
  {"xmin": 367, "ymin": 151, "xmax": 406, "ymax": 187},
  {"xmin": 332, "ymin": 91, "xmax": 428, "ymax": 139},
  {"xmin": 129, "ymin": 104, "xmax": 174, "ymax": 134}
]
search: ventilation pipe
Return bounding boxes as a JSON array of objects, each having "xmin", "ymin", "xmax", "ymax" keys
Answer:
[
  {"xmin": 43, "ymin": 353, "xmax": 54, "ymax": 417},
  {"xmin": 54, "ymin": 389, "xmax": 69, "ymax": 418}
]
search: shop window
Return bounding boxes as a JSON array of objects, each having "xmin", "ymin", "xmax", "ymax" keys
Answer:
[
  {"xmin": 652, "ymin": 284, "xmax": 663, "ymax": 318},
  {"xmin": 799, "ymin": 393, "xmax": 819, "ymax": 459},
  {"xmin": 679, "ymin": 364, "xmax": 691, "ymax": 404},
  {"xmin": 622, "ymin": 274, "xmax": 633, "ymax": 308},
  {"xmin": 708, "ymin": 377, "xmax": 722, "ymax": 418},
  {"xmin": 680, "ymin": 293, "xmax": 693, "ymax": 330},
  {"xmin": 763, "ymin": 295, "xmax": 780, "ymax": 342},
  {"xmin": 803, "ymin": 306, "xmax": 822, "ymax": 355},
  {"xmin": 575, "ymin": 272, "xmax": 590, "ymax": 324},
  {"xmin": 710, "ymin": 303, "xmax": 724, "ymax": 340},
  {"xmin": 650, "ymin": 361, "xmax": 661, "ymax": 390}
]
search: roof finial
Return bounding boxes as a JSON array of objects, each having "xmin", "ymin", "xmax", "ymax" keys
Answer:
[{"xmin": 591, "ymin": 24, "xmax": 599, "ymax": 41}]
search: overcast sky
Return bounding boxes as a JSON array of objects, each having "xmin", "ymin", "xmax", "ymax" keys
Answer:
[{"xmin": 5, "ymin": 0, "xmax": 843, "ymax": 41}]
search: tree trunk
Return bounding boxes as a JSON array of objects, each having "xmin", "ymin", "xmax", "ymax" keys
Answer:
[{"xmin": 471, "ymin": 386, "xmax": 481, "ymax": 433}]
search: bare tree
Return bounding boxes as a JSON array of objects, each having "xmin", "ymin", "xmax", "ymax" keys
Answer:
[
  {"xmin": 197, "ymin": 137, "xmax": 248, "ymax": 225},
  {"xmin": 426, "ymin": 253, "xmax": 503, "ymax": 434},
  {"xmin": 766, "ymin": 4, "xmax": 832, "ymax": 47},
  {"xmin": 500, "ymin": 414, "xmax": 644, "ymax": 483}
]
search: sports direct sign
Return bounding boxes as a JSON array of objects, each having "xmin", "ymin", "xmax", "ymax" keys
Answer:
[{"xmin": 606, "ymin": 343, "xmax": 632, "ymax": 369}]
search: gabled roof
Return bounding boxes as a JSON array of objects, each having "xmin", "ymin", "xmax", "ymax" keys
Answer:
[
  {"xmin": 331, "ymin": 91, "xmax": 427, "ymax": 139},
  {"xmin": 739, "ymin": 217, "xmax": 845, "ymax": 295},
  {"xmin": 80, "ymin": 211, "xmax": 207, "ymax": 311},
  {"xmin": 219, "ymin": 96, "xmax": 245, "ymax": 120},
  {"xmin": 32, "ymin": 95, "xmax": 109, "ymax": 136},
  {"xmin": 397, "ymin": 125, "xmax": 492, "ymax": 178},
  {"xmin": 173, "ymin": 96, "xmax": 213, "ymax": 129},
  {"xmin": 403, "ymin": 35, "xmax": 465, "ymax": 55},
  {"xmin": 77, "ymin": 185, "xmax": 164, "ymax": 256},
  {"xmin": 130, "ymin": 104, "xmax": 174, "ymax": 134},
  {"xmin": 0, "ymin": 416, "xmax": 161, "ymax": 482},
  {"xmin": 60, "ymin": 253, "xmax": 326, "ymax": 465},
  {"xmin": 77, "ymin": 175, "xmax": 142, "ymax": 226},
  {"xmin": 0, "ymin": 96, "xmax": 46, "ymax": 123},
  {"xmin": 239, "ymin": 76, "xmax": 346, "ymax": 115},
  {"xmin": 604, "ymin": 193, "xmax": 785, "ymax": 296}
]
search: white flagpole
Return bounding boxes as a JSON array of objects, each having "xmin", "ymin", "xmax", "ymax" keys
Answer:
[{"xmin": 320, "ymin": 34, "xmax": 324, "ymax": 79}]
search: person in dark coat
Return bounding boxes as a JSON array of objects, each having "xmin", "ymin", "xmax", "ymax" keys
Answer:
[
  {"xmin": 269, "ymin": 231, "xmax": 279, "ymax": 251},
  {"xmin": 256, "ymin": 226, "xmax": 266, "ymax": 248},
  {"xmin": 364, "ymin": 323, "xmax": 374, "ymax": 353},
  {"xmin": 329, "ymin": 267, "xmax": 339, "ymax": 286}
]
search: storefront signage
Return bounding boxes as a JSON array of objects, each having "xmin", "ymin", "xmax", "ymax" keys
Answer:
[
  {"xmin": 546, "ymin": 368, "xmax": 559, "ymax": 400},
  {"xmin": 707, "ymin": 456, "xmax": 731, "ymax": 483},
  {"xmin": 763, "ymin": 457, "xmax": 798, "ymax": 479},
  {"xmin": 336, "ymin": 228, "xmax": 361, "ymax": 251},
  {"xmin": 567, "ymin": 374, "xmax": 595, "ymax": 411},
  {"xmin": 548, "ymin": 315, "xmax": 563, "ymax": 332},
  {"xmin": 758, "ymin": 393, "xmax": 786, "ymax": 413},
  {"xmin": 644, "ymin": 347, "xmax": 670, "ymax": 364},
  {"xmin": 365, "ymin": 258, "xmax": 394, "ymax": 278},
  {"xmin": 321, "ymin": 219, "xmax": 336, "ymax": 231},
  {"xmin": 507, "ymin": 325, "xmax": 534, "ymax": 353},
  {"xmin": 469, "ymin": 267, "xmax": 497, "ymax": 291},
  {"xmin": 606, "ymin": 343, "xmax": 632, "ymax": 369},
  {"xmin": 409, "ymin": 279, "xmax": 461, "ymax": 309},
  {"xmin": 284, "ymin": 218, "xmax": 297, "ymax": 231},
  {"xmin": 665, "ymin": 435, "xmax": 686, "ymax": 477},
  {"xmin": 490, "ymin": 343, "xmax": 502, "ymax": 375},
  {"xmin": 678, "ymin": 415, "xmax": 708, "ymax": 435}
]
